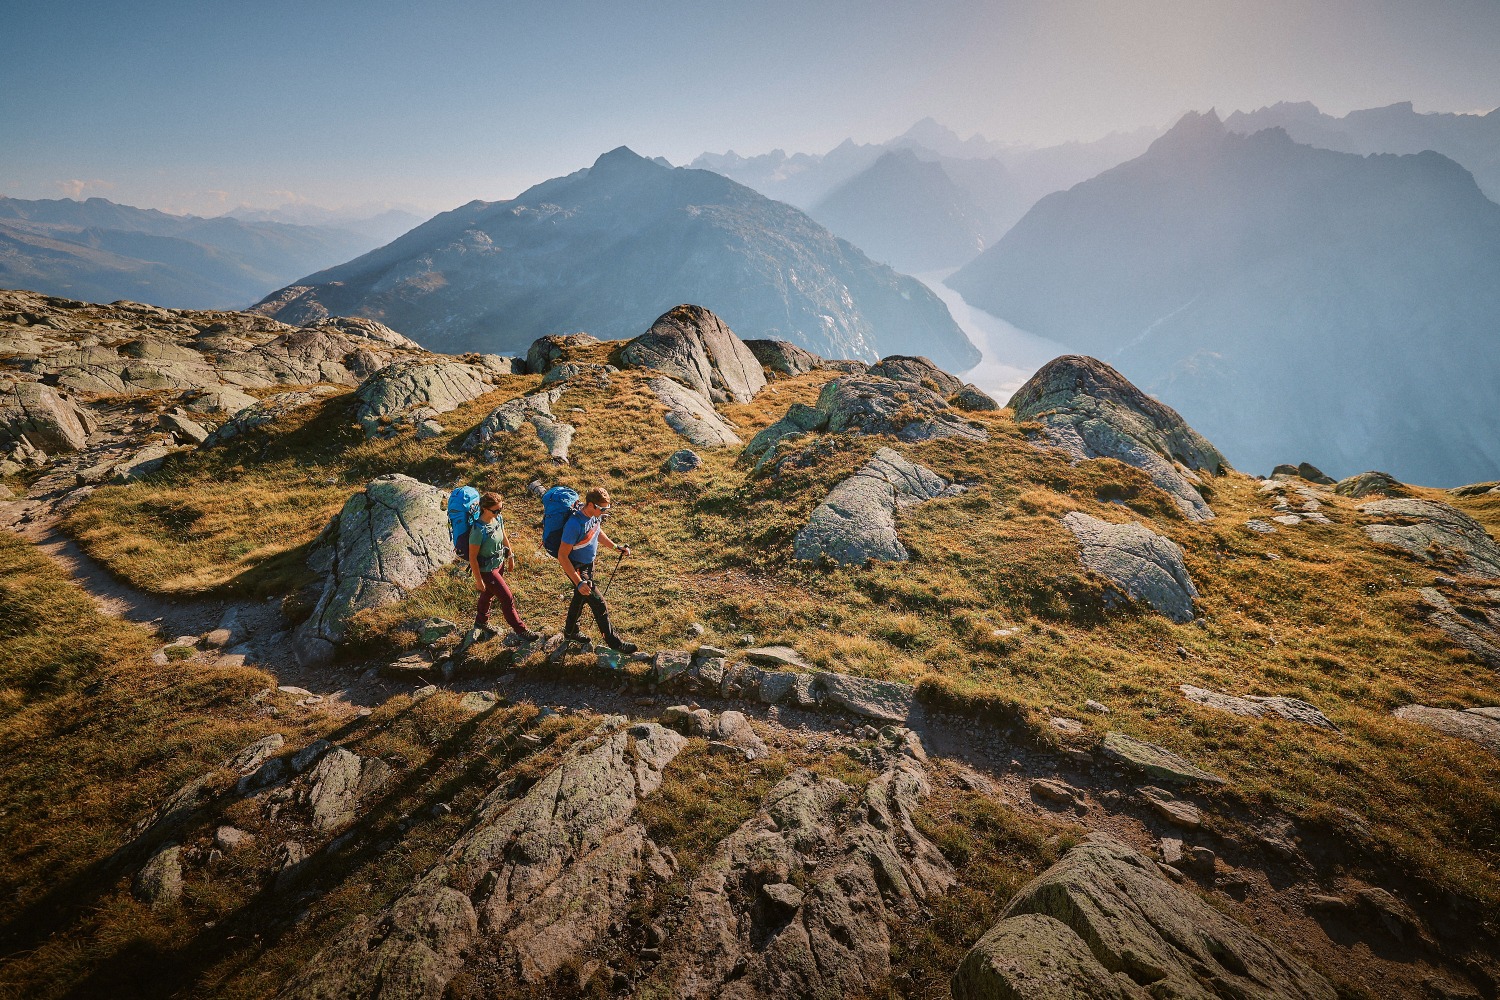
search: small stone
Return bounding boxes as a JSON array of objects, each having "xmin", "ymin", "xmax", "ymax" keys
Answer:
[
  {"xmin": 133, "ymin": 843, "xmax": 182, "ymax": 907},
  {"xmin": 277, "ymin": 685, "xmax": 313, "ymax": 697},
  {"xmin": 1160, "ymin": 836, "xmax": 1185, "ymax": 866},
  {"xmin": 1084, "ymin": 699, "xmax": 1110, "ymax": 714},
  {"xmin": 1183, "ymin": 845, "xmax": 1216, "ymax": 875},
  {"xmin": 1031, "ymin": 778, "xmax": 1082, "ymax": 807},
  {"xmin": 199, "ymin": 628, "xmax": 232, "ymax": 648},
  {"xmin": 760, "ymin": 882, "xmax": 805, "ymax": 915},
  {"xmin": 662, "ymin": 449, "xmax": 703, "ymax": 473},
  {"xmin": 214, "ymin": 826, "xmax": 254, "ymax": 852},
  {"xmin": 686, "ymin": 622, "xmax": 706, "ymax": 637},
  {"xmin": 1051, "ymin": 716, "xmax": 1085, "ymax": 735},
  {"xmin": 744, "ymin": 645, "xmax": 811, "ymax": 669}
]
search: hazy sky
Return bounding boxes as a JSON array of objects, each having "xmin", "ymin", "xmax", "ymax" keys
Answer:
[{"xmin": 5, "ymin": 0, "xmax": 1500, "ymax": 217}]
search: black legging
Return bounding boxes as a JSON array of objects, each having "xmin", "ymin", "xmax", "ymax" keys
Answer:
[{"xmin": 563, "ymin": 561, "xmax": 616, "ymax": 641}]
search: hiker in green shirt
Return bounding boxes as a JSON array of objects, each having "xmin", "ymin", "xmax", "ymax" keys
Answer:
[{"xmin": 468, "ymin": 491, "xmax": 539, "ymax": 641}]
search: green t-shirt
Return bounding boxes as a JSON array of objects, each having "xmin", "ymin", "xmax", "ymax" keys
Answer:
[{"xmin": 468, "ymin": 515, "xmax": 506, "ymax": 572}]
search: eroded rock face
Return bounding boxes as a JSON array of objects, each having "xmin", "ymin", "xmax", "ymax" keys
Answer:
[
  {"xmin": 280, "ymin": 719, "xmax": 686, "ymax": 997},
  {"xmin": 1393, "ymin": 704, "xmax": 1500, "ymax": 754},
  {"xmin": 0, "ymin": 380, "xmax": 95, "ymax": 452},
  {"xmin": 794, "ymin": 447, "xmax": 959, "ymax": 565},
  {"xmin": 620, "ymin": 304, "xmax": 766, "ymax": 403},
  {"xmin": 660, "ymin": 757, "xmax": 953, "ymax": 999},
  {"xmin": 744, "ymin": 338, "xmax": 823, "ymax": 377},
  {"xmin": 817, "ymin": 374, "xmax": 988, "ymax": 444},
  {"xmin": 352, "ymin": 358, "xmax": 494, "ymax": 437},
  {"xmin": 1062, "ymin": 512, "xmax": 1199, "ymax": 623},
  {"xmin": 293, "ymin": 474, "xmax": 452, "ymax": 665},
  {"xmin": 1011, "ymin": 356, "xmax": 1223, "ymax": 522},
  {"xmin": 462, "ymin": 387, "xmax": 574, "ymax": 462},
  {"xmin": 742, "ymin": 402, "xmax": 827, "ymax": 471},
  {"xmin": 303, "ymin": 748, "xmax": 393, "ymax": 833},
  {"xmin": 1361, "ymin": 499, "xmax": 1500, "ymax": 579},
  {"xmin": 955, "ymin": 834, "xmax": 1335, "ymax": 1000},
  {"xmin": 647, "ymin": 377, "xmax": 741, "ymax": 447}
]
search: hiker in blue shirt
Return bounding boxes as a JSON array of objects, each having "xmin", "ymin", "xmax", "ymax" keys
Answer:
[
  {"xmin": 468, "ymin": 492, "xmax": 540, "ymax": 642},
  {"xmin": 556, "ymin": 485, "xmax": 636, "ymax": 654}
]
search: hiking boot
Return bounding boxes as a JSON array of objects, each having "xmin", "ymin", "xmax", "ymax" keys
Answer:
[
  {"xmin": 562, "ymin": 631, "xmax": 591, "ymax": 646},
  {"xmin": 512, "ymin": 628, "xmax": 541, "ymax": 642},
  {"xmin": 474, "ymin": 625, "xmax": 499, "ymax": 641},
  {"xmin": 606, "ymin": 637, "xmax": 638, "ymax": 655}
]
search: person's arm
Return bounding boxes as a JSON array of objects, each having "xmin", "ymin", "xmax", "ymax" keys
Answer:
[
  {"xmin": 469, "ymin": 542, "xmax": 484, "ymax": 592},
  {"xmin": 598, "ymin": 527, "xmax": 630, "ymax": 555},
  {"xmin": 557, "ymin": 541, "xmax": 591, "ymax": 595}
]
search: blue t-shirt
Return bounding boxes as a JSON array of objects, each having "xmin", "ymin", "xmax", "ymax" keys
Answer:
[{"xmin": 561, "ymin": 510, "xmax": 601, "ymax": 565}]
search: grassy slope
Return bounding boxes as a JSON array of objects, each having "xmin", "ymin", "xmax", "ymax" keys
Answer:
[{"xmin": 57, "ymin": 343, "xmax": 1500, "ymax": 922}]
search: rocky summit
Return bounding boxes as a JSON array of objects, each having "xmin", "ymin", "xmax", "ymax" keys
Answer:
[
  {"xmin": 251, "ymin": 146, "xmax": 979, "ymax": 372},
  {"xmin": 2, "ymin": 287, "xmax": 1499, "ymax": 1000}
]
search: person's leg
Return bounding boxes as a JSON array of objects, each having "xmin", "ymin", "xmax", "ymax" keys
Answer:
[
  {"xmin": 475, "ymin": 577, "xmax": 495, "ymax": 628},
  {"xmin": 563, "ymin": 563, "xmax": 592, "ymax": 637},
  {"xmin": 481, "ymin": 570, "xmax": 527, "ymax": 633}
]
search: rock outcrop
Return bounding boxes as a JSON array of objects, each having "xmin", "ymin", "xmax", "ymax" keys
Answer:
[
  {"xmin": 1393, "ymin": 704, "xmax": 1500, "ymax": 754},
  {"xmin": 1062, "ymin": 512, "xmax": 1199, "ymax": 623},
  {"xmin": 1418, "ymin": 587, "xmax": 1500, "ymax": 669},
  {"xmin": 647, "ymin": 377, "xmax": 741, "ymax": 447},
  {"xmin": 1099, "ymin": 732, "xmax": 1227, "ymax": 785},
  {"xmin": 526, "ymin": 333, "xmax": 599, "ymax": 375},
  {"xmin": 866, "ymin": 355, "xmax": 964, "ymax": 396},
  {"xmin": 293, "ymin": 474, "xmax": 452, "ymax": 665},
  {"xmin": 1180, "ymin": 685, "xmax": 1337, "ymax": 730},
  {"xmin": 817, "ymin": 374, "xmax": 988, "ymax": 444},
  {"xmin": 0, "ymin": 380, "xmax": 95, "ymax": 452},
  {"xmin": 280, "ymin": 719, "xmax": 686, "ymax": 996},
  {"xmin": 352, "ymin": 358, "xmax": 495, "ymax": 437},
  {"xmin": 620, "ymin": 305, "xmax": 767, "ymax": 404},
  {"xmin": 794, "ymin": 446, "xmax": 959, "ymax": 564},
  {"xmin": 463, "ymin": 387, "xmax": 574, "ymax": 462},
  {"xmin": 744, "ymin": 338, "xmax": 823, "ymax": 376},
  {"xmin": 660, "ymin": 753, "xmax": 953, "ymax": 999},
  {"xmin": 1361, "ymin": 499, "xmax": 1500, "ymax": 579},
  {"xmin": 953, "ymin": 834, "xmax": 1335, "ymax": 1000},
  {"xmin": 1012, "ymin": 356, "xmax": 1223, "ymax": 521},
  {"xmin": 1335, "ymin": 471, "xmax": 1409, "ymax": 499},
  {"xmin": 303, "ymin": 748, "xmax": 393, "ymax": 833},
  {"xmin": 205, "ymin": 387, "xmax": 338, "ymax": 445}
]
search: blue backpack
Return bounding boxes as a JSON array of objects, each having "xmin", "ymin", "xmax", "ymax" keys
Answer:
[
  {"xmin": 541, "ymin": 485, "xmax": 581, "ymax": 557},
  {"xmin": 447, "ymin": 486, "xmax": 482, "ymax": 559}
]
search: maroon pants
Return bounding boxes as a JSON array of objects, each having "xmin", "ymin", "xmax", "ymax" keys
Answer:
[{"xmin": 476, "ymin": 569, "xmax": 526, "ymax": 632}]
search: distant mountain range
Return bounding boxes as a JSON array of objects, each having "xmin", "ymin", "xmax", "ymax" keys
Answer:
[
  {"xmin": 253, "ymin": 147, "xmax": 979, "ymax": 371},
  {"xmin": 0, "ymin": 197, "xmax": 402, "ymax": 310},
  {"xmin": 692, "ymin": 118, "xmax": 1164, "ymax": 266},
  {"xmin": 948, "ymin": 111, "xmax": 1500, "ymax": 486},
  {"xmin": 807, "ymin": 149, "xmax": 991, "ymax": 273},
  {"xmin": 1224, "ymin": 101, "xmax": 1500, "ymax": 202},
  {"xmin": 224, "ymin": 204, "xmax": 426, "ymax": 246}
]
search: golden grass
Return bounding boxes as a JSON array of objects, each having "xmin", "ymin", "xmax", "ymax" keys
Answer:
[{"xmin": 56, "ymin": 344, "xmax": 1500, "ymax": 917}]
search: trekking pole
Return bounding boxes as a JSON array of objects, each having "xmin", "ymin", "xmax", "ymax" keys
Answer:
[{"xmin": 601, "ymin": 548, "xmax": 627, "ymax": 599}]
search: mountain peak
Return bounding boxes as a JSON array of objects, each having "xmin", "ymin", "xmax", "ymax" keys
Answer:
[
  {"xmin": 1145, "ymin": 109, "xmax": 1227, "ymax": 157},
  {"xmin": 590, "ymin": 146, "xmax": 658, "ymax": 173}
]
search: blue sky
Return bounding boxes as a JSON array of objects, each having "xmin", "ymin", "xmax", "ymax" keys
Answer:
[{"xmin": 4, "ymin": 0, "xmax": 1500, "ymax": 216}]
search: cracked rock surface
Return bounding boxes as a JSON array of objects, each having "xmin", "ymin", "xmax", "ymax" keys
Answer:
[
  {"xmin": 204, "ymin": 387, "xmax": 339, "ymax": 445},
  {"xmin": 1062, "ymin": 511, "xmax": 1199, "ymax": 623},
  {"xmin": 1418, "ymin": 587, "xmax": 1500, "ymax": 669},
  {"xmin": 658, "ymin": 754, "xmax": 953, "ymax": 999},
  {"xmin": 1011, "ymin": 355, "xmax": 1223, "ymax": 522},
  {"xmin": 648, "ymin": 377, "xmax": 741, "ymax": 447},
  {"xmin": 463, "ymin": 386, "xmax": 574, "ymax": 462},
  {"xmin": 1361, "ymin": 499, "xmax": 1500, "ymax": 579},
  {"xmin": 353, "ymin": 358, "xmax": 495, "ymax": 437},
  {"xmin": 293, "ymin": 474, "xmax": 452, "ymax": 665},
  {"xmin": 1393, "ymin": 704, "xmax": 1500, "ymax": 754},
  {"xmin": 955, "ymin": 833, "xmax": 1335, "ymax": 1000},
  {"xmin": 818, "ymin": 373, "xmax": 988, "ymax": 444},
  {"xmin": 1180, "ymin": 685, "xmax": 1337, "ymax": 730},
  {"xmin": 620, "ymin": 304, "xmax": 766, "ymax": 403},
  {"xmin": 280, "ymin": 719, "xmax": 686, "ymax": 997},
  {"xmin": 744, "ymin": 338, "xmax": 823, "ymax": 377},
  {"xmin": 793, "ymin": 446, "xmax": 958, "ymax": 565},
  {"xmin": 0, "ymin": 380, "xmax": 96, "ymax": 452}
]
